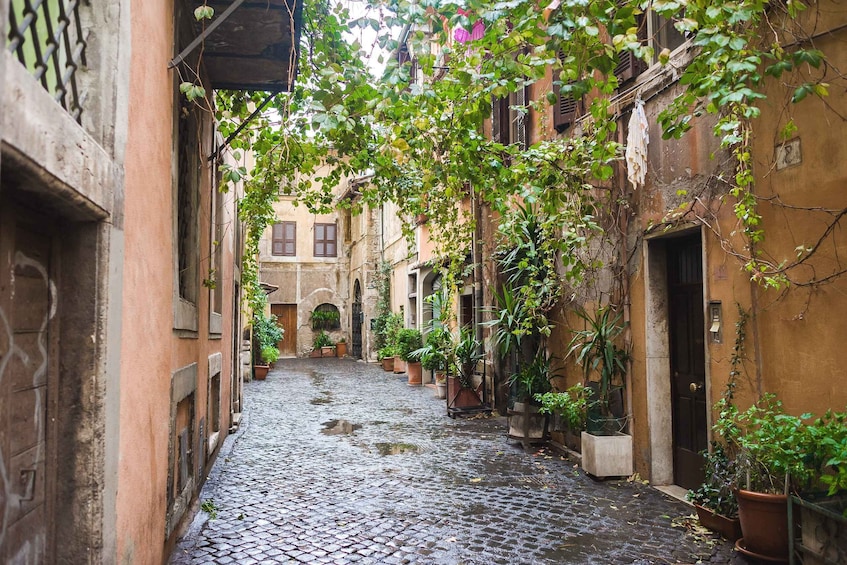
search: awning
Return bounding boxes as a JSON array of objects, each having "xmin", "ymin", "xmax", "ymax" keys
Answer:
[{"xmin": 173, "ymin": 0, "xmax": 303, "ymax": 92}]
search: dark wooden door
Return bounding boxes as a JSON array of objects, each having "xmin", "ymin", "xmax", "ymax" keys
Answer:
[
  {"xmin": 667, "ymin": 235, "xmax": 707, "ymax": 490},
  {"xmin": 351, "ymin": 280, "xmax": 363, "ymax": 359},
  {"xmin": 271, "ymin": 304, "xmax": 297, "ymax": 357},
  {"xmin": 0, "ymin": 206, "xmax": 55, "ymax": 563}
]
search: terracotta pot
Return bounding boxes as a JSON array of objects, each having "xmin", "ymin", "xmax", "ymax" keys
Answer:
[
  {"xmin": 406, "ymin": 361, "xmax": 422, "ymax": 386},
  {"xmin": 447, "ymin": 375, "xmax": 482, "ymax": 409},
  {"xmin": 254, "ymin": 365, "xmax": 269, "ymax": 380},
  {"xmin": 321, "ymin": 346, "xmax": 335, "ymax": 357},
  {"xmin": 310, "ymin": 350, "xmax": 322, "ymax": 358},
  {"xmin": 694, "ymin": 504, "xmax": 741, "ymax": 542},
  {"xmin": 735, "ymin": 489, "xmax": 789, "ymax": 563},
  {"xmin": 393, "ymin": 356, "xmax": 405, "ymax": 374},
  {"xmin": 381, "ymin": 358, "xmax": 394, "ymax": 371},
  {"xmin": 336, "ymin": 342, "xmax": 347, "ymax": 357}
]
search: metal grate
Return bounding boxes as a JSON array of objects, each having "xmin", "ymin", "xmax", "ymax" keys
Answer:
[{"xmin": 7, "ymin": 0, "xmax": 87, "ymax": 122}]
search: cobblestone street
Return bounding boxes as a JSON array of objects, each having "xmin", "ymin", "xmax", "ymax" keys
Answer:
[{"xmin": 170, "ymin": 358, "xmax": 746, "ymax": 564}]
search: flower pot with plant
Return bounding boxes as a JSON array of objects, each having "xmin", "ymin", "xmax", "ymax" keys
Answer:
[
  {"xmin": 535, "ymin": 382, "xmax": 591, "ymax": 452},
  {"xmin": 397, "ymin": 328, "xmax": 423, "ymax": 385},
  {"xmin": 335, "ymin": 337, "xmax": 347, "ymax": 357},
  {"xmin": 506, "ymin": 350, "xmax": 552, "ymax": 445},
  {"xmin": 686, "ymin": 442, "xmax": 741, "ymax": 542},
  {"xmin": 252, "ymin": 312, "xmax": 283, "ymax": 379},
  {"xmin": 313, "ymin": 331, "xmax": 335, "ymax": 357},
  {"xmin": 714, "ymin": 393, "xmax": 813, "ymax": 562},
  {"xmin": 568, "ymin": 305, "xmax": 632, "ymax": 477},
  {"xmin": 412, "ymin": 326, "xmax": 453, "ymax": 397},
  {"xmin": 447, "ymin": 329, "xmax": 487, "ymax": 413}
]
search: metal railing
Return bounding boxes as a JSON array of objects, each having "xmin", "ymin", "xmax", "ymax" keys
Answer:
[{"xmin": 7, "ymin": 0, "xmax": 87, "ymax": 122}]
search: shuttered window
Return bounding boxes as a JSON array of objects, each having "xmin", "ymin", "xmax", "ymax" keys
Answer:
[
  {"xmin": 272, "ymin": 222, "xmax": 296, "ymax": 256},
  {"xmin": 552, "ymin": 77, "xmax": 581, "ymax": 133},
  {"xmin": 314, "ymin": 223, "xmax": 337, "ymax": 257}
]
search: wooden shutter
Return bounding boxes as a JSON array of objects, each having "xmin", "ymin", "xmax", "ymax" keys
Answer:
[
  {"xmin": 272, "ymin": 223, "xmax": 284, "ymax": 255},
  {"xmin": 325, "ymin": 223, "xmax": 337, "ymax": 257},
  {"xmin": 283, "ymin": 222, "xmax": 296, "ymax": 256},
  {"xmin": 553, "ymin": 78, "xmax": 579, "ymax": 132},
  {"xmin": 314, "ymin": 223, "xmax": 337, "ymax": 257},
  {"xmin": 513, "ymin": 86, "xmax": 528, "ymax": 150},
  {"xmin": 314, "ymin": 224, "xmax": 325, "ymax": 256},
  {"xmin": 615, "ymin": 14, "xmax": 647, "ymax": 85}
]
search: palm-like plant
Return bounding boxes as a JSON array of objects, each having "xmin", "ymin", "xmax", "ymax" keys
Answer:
[{"xmin": 568, "ymin": 305, "xmax": 630, "ymax": 431}]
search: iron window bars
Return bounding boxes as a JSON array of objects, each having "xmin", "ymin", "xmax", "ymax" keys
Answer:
[{"xmin": 7, "ymin": 0, "xmax": 87, "ymax": 122}]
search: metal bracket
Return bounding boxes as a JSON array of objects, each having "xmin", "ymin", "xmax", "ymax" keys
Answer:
[{"xmin": 168, "ymin": 0, "xmax": 247, "ymax": 69}]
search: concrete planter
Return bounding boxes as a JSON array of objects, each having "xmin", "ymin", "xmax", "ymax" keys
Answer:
[
  {"xmin": 507, "ymin": 402, "xmax": 548, "ymax": 444},
  {"xmin": 581, "ymin": 431, "xmax": 633, "ymax": 478}
]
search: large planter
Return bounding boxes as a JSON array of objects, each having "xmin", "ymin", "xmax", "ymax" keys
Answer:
[
  {"xmin": 694, "ymin": 504, "xmax": 741, "ymax": 542},
  {"xmin": 254, "ymin": 364, "xmax": 269, "ymax": 381},
  {"xmin": 381, "ymin": 357, "xmax": 394, "ymax": 371},
  {"xmin": 393, "ymin": 356, "xmax": 405, "ymax": 374},
  {"xmin": 735, "ymin": 489, "xmax": 789, "ymax": 563},
  {"xmin": 336, "ymin": 342, "xmax": 347, "ymax": 357},
  {"xmin": 581, "ymin": 431, "xmax": 633, "ymax": 478},
  {"xmin": 406, "ymin": 361, "xmax": 422, "ymax": 386},
  {"xmin": 789, "ymin": 494, "xmax": 847, "ymax": 565},
  {"xmin": 321, "ymin": 346, "xmax": 335, "ymax": 357},
  {"xmin": 507, "ymin": 402, "xmax": 548, "ymax": 445}
]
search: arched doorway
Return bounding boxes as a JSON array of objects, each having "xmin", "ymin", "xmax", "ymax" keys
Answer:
[{"xmin": 352, "ymin": 279, "xmax": 363, "ymax": 359}]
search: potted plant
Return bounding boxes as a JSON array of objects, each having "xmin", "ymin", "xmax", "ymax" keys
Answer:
[
  {"xmin": 714, "ymin": 393, "xmax": 811, "ymax": 562},
  {"xmin": 449, "ymin": 328, "xmax": 487, "ymax": 412},
  {"xmin": 252, "ymin": 312, "xmax": 283, "ymax": 380},
  {"xmin": 378, "ymin": 344, "xmax": 398, "ymax": 371},
  {"xmin": 568, "ymin": 305, "xmax": 632, "ymax": 477},
  {"xmin": 412, "ymin": 326, "xmax": 452, "ymax": 386},
  {"xmin": 313, "ymin": 331, "xmax": 335, "ymax": 357},
  {"xmin": 535, "ymin": 382, "xmax": 591, "ymax": 452},
  {"xmin": 397, "ymin": 328, "xmax": 424, "ymax": 386},
  {"xmin": 335, "ymin": 337, "xmax": 347, "ymax": 357},
  {"xmin": 686, "ymin": 442, "xmax": 741, "ymax": 542},
  {"xmin": 506, "ymin": 350, "xmax": 552, "ymax": 445}
]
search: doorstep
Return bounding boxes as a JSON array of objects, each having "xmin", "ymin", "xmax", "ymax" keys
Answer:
[{"xmin": 654, "ymin": 484, "xmax": 691, "ymax": 504}]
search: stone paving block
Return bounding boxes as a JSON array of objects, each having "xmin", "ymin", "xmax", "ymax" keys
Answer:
[{"xmin": 169, "ymin": 358, "xmax": 748, "ymax": 565}]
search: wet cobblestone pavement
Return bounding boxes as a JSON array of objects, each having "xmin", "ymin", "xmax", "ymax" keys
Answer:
[{"xmin": 171, "ymin": 358, "xmax": 749, "ymax": 564}]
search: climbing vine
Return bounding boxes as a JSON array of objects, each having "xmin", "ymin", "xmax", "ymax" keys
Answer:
[{"xmin": 171, "ymin": 0, "xmax": 845, "ymax": 311}]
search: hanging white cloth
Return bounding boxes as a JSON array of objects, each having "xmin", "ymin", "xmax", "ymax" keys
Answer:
[{"xmin": 625, "ymin": 98, "xmax": 649, "ymax": 190}]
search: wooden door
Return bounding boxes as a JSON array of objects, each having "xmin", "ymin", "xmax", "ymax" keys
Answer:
[
  {"xmin": 271, "ymin": 304, "xmax": 297, "ymax": 357},
  {"xmin": 0, "ymin": 206, "xmax": 55, "ymax": 563},
  {"xmin": 667, "ymin": 235, "xmax": 707, "ymax": 490}
]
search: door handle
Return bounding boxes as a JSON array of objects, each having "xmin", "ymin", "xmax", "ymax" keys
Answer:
[{"xmin": 689, "ymin": 382, "xmax": 704, "ymax": 393}]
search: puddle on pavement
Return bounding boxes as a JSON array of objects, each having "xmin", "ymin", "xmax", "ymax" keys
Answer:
[
  {"xmin": 374, "ymin": 442, "xmax": 419, "ymax": 455},
  {"xmin": 321, "ymin": 419, "xmax": 361, "ymax": 435}
]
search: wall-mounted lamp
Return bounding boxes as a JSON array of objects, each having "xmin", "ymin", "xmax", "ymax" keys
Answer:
[{"xmin": 709, "ymin": 301, "xmax": 722, "ymax": 343}]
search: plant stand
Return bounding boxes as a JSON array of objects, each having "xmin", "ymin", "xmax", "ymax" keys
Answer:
[
  {"xmin": 507, "ymin": 402, "xmax": 549, "ymax": 449},
  {"xmin": 581, "ymin": 432, "xmax": 633, "ymax": 478},
  {"xmin": 789, "ymin": 494, "xmax": 847, "ymax": 565},
  {"xmin": 446, "ymin": 364, "xmax": 491, "ymax": 418}
]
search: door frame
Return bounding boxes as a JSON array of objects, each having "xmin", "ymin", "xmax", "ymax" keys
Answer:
[{"xmin": 644, "ymin": 224, "xmax": 713, "ymax": 486}]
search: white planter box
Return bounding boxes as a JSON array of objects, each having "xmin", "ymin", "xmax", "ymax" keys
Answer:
[{"xmin": 581, "ymin": 431, "xmax": 633, "ymax": 478}]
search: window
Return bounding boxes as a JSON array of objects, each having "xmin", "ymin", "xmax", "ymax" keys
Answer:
[
  {"xmin": 552, "ymin": 77, "xmax": 581, "ymax": 133},
  {"xmin": 314, "ymin": 223, "xmax": 337, "ymax": 257},
  {"xmin": 272, "ymin": 221, "xmax": 296, "ymax": 256},
  {"xmin": 492, "ymin": 86, "xmax": 530, "ymax": 150}
]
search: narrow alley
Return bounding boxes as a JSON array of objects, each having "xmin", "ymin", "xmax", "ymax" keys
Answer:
[{"xmin": 170, "ymin": 359, "xmax": 744, "ymax": 564}]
